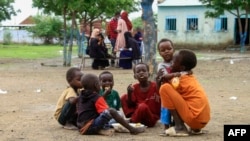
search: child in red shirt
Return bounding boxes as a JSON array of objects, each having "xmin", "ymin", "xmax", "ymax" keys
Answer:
[{"xmin": 121, "ymin": 63, "xmax": 161, "ymax": 127}]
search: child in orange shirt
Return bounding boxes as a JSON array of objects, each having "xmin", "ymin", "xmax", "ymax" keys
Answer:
[{"xmin": 159, "ymin": 49, "xmax": 210, "ymax": 136}]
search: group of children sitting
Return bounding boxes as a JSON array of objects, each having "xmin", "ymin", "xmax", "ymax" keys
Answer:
[{"xmin": 54, "ymin": 38, "xmax": 211, "ymax": 137}]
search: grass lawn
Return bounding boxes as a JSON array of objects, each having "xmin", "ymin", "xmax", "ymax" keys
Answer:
[
  {"xmin": 0, "ymin": 44, "xmax": 78, "ymax": 59},
  {"xmin": 0, "ymin": 44, "xmax": 208, "ymax": 61}
]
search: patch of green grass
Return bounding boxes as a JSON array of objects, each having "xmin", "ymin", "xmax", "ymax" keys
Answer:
[{"xmin": 0, "ymin": 44, "xmax": 78, "ymax": 59}]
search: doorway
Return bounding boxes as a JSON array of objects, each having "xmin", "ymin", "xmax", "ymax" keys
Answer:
[{"xmin": 234, "ymin": 18, "xmax": 250, "ymax": 44}]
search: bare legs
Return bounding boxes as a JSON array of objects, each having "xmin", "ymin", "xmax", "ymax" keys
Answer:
[
  {"xmin": 108, "ymin": 108, "xmax": 145, "ymax": 135},
  {"xmin": 169, "ymin": 110, "xmax": 188, "ymax": 133}
]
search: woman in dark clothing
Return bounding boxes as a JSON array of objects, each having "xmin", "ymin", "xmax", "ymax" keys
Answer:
[
  {"xmin": 119, "ymin": 32, "xmax": 141, "ymax": 69},
  {"xmin": 134, "ymin": 27, "xmax": 143, "ymax": 51},
  {"xmin": 90, "ymin": 33, "xmax": 113, "ymax": 70}
]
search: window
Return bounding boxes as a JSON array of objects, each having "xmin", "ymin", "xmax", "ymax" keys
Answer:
[
  {"xmin": 187, "ymin": 16, "xmax": 198, "ymax": 31},
  {"xmin": 165, "ymin": 16, "xmax": 176, "ymax": 31},
  {"xmin": 215, "ymin": 16, "xmax": 228, "ymax": 31}
]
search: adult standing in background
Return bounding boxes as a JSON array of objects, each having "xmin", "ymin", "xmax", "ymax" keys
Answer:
[
  {"xmin": 107, "ymin": 11, "xmax": 120, "ymax": 67},
  {"xmin": 120, "ymin": 11, "xmax": 133, "ymax": 32},
  {"xmin": 114, "ymin": 11, "xmax": 132, "ymax": 67},
  {"xmin": 134, "ymin": 27, "xmax": 143, "ymax": 56}
]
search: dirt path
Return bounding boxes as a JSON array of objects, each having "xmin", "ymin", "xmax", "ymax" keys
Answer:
[{"xmin": 0, "ymin": 50, "xmax": 249, "ymax": 141}]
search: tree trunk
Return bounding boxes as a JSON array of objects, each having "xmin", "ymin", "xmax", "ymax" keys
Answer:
[
  {"xmin": 76, "ymin": 29, "xmax": 84, "ymax": 58},
  {"xmin": 63, "ymin": 6, "xmax": 67, "ymax": 66},
  {"xmin": 74, "ymin": 18, "xmax": 84, "ymax": 58},
  {"xmin": 141, "ymin": 0, "xmax": 157, "ymax": 80},
  {"xmin": 240, "ymin": 9, "xmax": 249, "ymax": 53},
  {"xmin": 237, "ymin": 8, "xmax": 248, "ymax": 53},
  {"xmin": 66, "ymin": 11, "xmax": 77, "ymax": 66}
]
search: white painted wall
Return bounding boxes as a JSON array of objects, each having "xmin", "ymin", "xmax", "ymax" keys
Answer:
[
  {"xmin": 0, "ymin": 29, "xmax": 43, "ymax": 44},
  {"xmin": 0, "ymin": 29, "xmax": 61, "ymax": 44},
  {"xmin": 157, "ymin": 6, "xmax": 236, "ymax": 46}
]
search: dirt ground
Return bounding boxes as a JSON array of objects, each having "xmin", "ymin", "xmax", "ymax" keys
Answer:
[{"xmin": 0, "ymin": 50, "xmax": 250, "ymax": 141}]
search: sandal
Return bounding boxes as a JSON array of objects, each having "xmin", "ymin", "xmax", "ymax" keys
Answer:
[
  {"xmin": 189, "ymin": 129, "xmax": 208, "ymax": 135},
  {"xmin": 159, "ymin": 131, "xmax": 167, "ymax": 136},
  {"xmin": 165, "ymin": 127, "xmax": 189, "ymax": 137}
]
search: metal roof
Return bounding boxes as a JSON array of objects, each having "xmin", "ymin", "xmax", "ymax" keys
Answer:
[
  {"xmin": 158, "ymin": 0, "xmax": 203, "ymax": 7},
  {"xmin": 0, "ymin": 24, "xmax": 35, "ymax": 27}
]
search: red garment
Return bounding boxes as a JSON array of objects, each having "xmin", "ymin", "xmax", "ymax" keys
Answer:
[
  {"xmin": 121, "ymin": 11, "xmax": 132, "ymax": 31},
  {"xmin": 121, "ymin": 82, "xmax": 161, "ymax": 127},
  {"xmin": 95, "ymin": 97, "xmax": 109, "ymax": 114},
  {"xmin": 108, "ymin": 18, "xmax": 118, "ymax": 40}
]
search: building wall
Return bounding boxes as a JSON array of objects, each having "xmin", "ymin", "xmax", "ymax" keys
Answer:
[
  {"xmin": 157, "ymin": 6, "xmax": 235, "ymax": 48},
  {"xmin": 0, "ymin": 29, "xmax": 57, "ymax": 44}
]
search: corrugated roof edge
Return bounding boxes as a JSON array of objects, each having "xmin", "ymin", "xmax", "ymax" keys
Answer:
[{"xmin": 158, "ymin": 0, "xmax": 203, "ymax": 7}]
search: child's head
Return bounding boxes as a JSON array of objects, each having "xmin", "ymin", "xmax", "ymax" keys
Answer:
[
  {"xmin": 133, "ymin": 62, "xmax": 150, "ymax": 81},
  {"xmin": 171, "ymin": 49, "xmax": 197, "ymax": 72},
  {"xmin": 157, "ymin": 38, "xmax": 174, "ymax": 63},
  {"xmin": 66, "ymin": 67, "xmax": 83, "ymax": 89},
  {"xmin": 99, "ymin": 71, "xmax": 114, "ymax": 90},
  {"xmin": 114, "ymin": 11, "xmax": 120, "ymax": 19},
  {"xmin": 81, "ymin": 73, "xmax": 100, "ymax": 93}
]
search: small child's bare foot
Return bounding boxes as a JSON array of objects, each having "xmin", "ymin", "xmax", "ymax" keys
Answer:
[
  {"xmin": 63, "ymin": 123, "xmax": 78, "ymax": 130},
  {"xmin": 98, "ymin": 128, "xmax": 115, "ymax": 136},
  {"xmin": 125, "ymin": 118, "xmax": 131, "ymax": 123},
  {"xmin": 129, "ymin": 126, "xmax": 146, "ymax": 135}
]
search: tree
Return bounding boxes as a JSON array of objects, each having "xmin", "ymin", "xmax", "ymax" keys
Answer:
[
  {"xmin": 0, "ymin": 0, "xmax": 18, "ymax": 22},
  {"xmin": 141, "ymin": 0, "xmax": 157, "ymax": 80},
  {"xmin": 132, "ymin": 16, "xmax": 144, "ymax": 30},
  {"xmin": 27, "ymin": 15, "xmax": 63, "ymax": 44},
  {"xmin": 199, "ymin": 0, "xmax": 250, "ymax": 53},
  {"xmin": 33, "ymin": 0, "xmax": 139, "ymax": 66}
]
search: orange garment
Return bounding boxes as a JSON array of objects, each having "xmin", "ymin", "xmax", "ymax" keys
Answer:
[{"xmin": 159, "ymin": 74, "xmax": 210, "ymax": 129}]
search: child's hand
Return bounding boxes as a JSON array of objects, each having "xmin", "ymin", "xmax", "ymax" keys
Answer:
[
  {"xmin": 161, "ymin": 72, "xmax": 179, "ymax": 81},
  {"xmin": 103, "ymin": 86, "xmax": 111, "ymax": 99},
  {"xmin": 104, "ymin": 87, "xmax": 111, "ymax": 95},
  {"xmin": 127, "ymin": 84, "xmax": 134, "ymax": 95},
  {"xmin": 127, "ymin": 84, "xmax": 136, "ymax": 108},
  {"xmin": 156, "ymin": 68, "xmax": 164, "ymax": 82}
]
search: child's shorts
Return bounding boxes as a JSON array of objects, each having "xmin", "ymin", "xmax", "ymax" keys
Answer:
[
  {"xmin": 160, "ymin": 107, "xmax": 171, "ymax": 125},
  {"xmin": 85, "ymin": 110, "xmax": 112, "ymax": 134}
]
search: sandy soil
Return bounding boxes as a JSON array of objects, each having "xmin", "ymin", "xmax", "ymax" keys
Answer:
[{"xmin": 0, "ymin": 50, "xmax": 250, "ymax": 141}]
